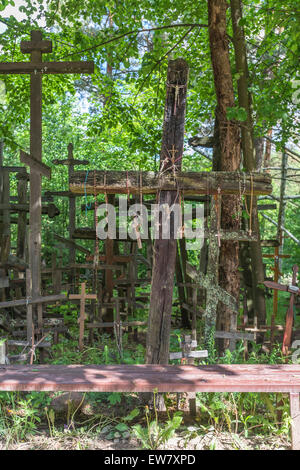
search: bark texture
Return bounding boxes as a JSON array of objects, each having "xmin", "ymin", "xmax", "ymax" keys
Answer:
[
  {"xmin": 208, "ymin": 0, "xmax": 241, "ymax": 342},
  {"xmin": 230, "ymin": 0, "xmax": 266, "ymax": 326}
]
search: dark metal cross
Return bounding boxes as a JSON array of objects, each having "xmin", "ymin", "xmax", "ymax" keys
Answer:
[{"xmin": 0, "ymin": 30, "xmax": 94, "ymax": 338}]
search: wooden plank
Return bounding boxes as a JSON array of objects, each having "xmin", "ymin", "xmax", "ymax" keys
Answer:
[
  {"xmin": 87, "ymin": 321, "xmax": 147, "ymax": 328},
  {"xmin": 53, "ymin": 158, "xmax": 89, "ymax": 166},
  {"xmin": 1, "ymin": 364, "xmax": 300, "ymax": 393},
  {"xmin": 7, "ymin": 340, "xmax": 51, "ymax": 348},
  {"xmin": 0, "ymin": 293, "xmax": 67, "ymax": 309},
  {"xmin": 20, "ymin": 40, "xmax": 52, "ymax": 54},
  {"xmin": 20, "ymin": 150, "xmax": 51, "ymax": 178},
  {"xmin": 215, "ymin": 330, "xmax": 255, "ymax": 341},
  {"xmin": 0, "ymin": 203, "xmax": 59, "ymax": 217},
  {"xmin": 44, "ymin": 190, "xmax": 74, "ymax": 197},
  {"xmin": 53, "ymin": 233, "xmax": 91, "ymax": 255},
  {"xmin": 261, "ymin": 239, "xmax": 280, "ymax": 247},
  {"xmin": 169, "ymin": 350, "xmax": 208, "ymax": 359},
  {"xmin": 70, "ymin": 170, "xmax": 272, "ymax": 196},
  {"xmin": 1, "ymin": 166, "xmax": 26, "ymax": 173},
  {"xmin": 257, "ymin": 204, "xmax": 277, "ymax": 211},
  {"xmin": 0, "ymin": 61, "xmax": 94, "ymax": 74}
]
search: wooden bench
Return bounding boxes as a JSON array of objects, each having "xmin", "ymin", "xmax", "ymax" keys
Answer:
[{"xmin": 0, "ymin": 364, "xmax": 299, "ymax": 449}]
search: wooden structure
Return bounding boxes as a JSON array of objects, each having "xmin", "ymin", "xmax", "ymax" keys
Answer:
[
  {"xmin": 263, "ymin": 245, "xmax": 291, "ymax": 347},
  {"xmin": 264, "ymin": 265, "xmax": 299, "ymax": 355},
  {"xmin": 0, "ymin": 30, "xmax": 94, "ymax": 341},
  {"xmin": 0, "ymin": 364, "xmax": 299, "ymax": 449}
]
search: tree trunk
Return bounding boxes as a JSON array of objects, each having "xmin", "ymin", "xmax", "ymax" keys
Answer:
[
  {"xmin": 230, "ymin": 0, "xmax": 266, "ymax": 326},
  {"xmin": 208, "ymin": 0, "xmax": 241, "ymax": 347},
  {"xmin": 146, "ymin": 58, "xmax": 189, "ymax": 365}
]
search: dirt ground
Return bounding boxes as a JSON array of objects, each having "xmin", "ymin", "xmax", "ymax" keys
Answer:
[{"xmin": 0, "ymin": 431, "xmax": 290, "ymax": 451}]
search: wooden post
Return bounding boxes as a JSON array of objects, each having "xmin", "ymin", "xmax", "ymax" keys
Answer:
[
  {"xmin": 263, "ymin": 248, "xmax": 291, "ymax": 348},
  {"xmin": 282, "ymin": 265, "xmax": 299, "ymax": 356},
  {"xmin": 16, "ymin": 172, "xmax": 28, "ymax": 261},
  {"xmin": 104, "ymin": 194, "xmax": 115, "ymax": 325},
  {"xmin": 51, "ymin": 252, "xmax": 62, "ymax": 294},
  {"xmin": 26, "ymin": 268, "xmax": 33, "ymax": 343},
  {"xmin": 277, "ymin": 152, "xmax": 288, "ymax": 272},
  {"xmin": 67, "ymin": 143, "xmax": 77, "ymax": 292},
  {"xmin": 290, "ymin": 393, "xmax": 300, "ymax": 450},
  {"xmin": 146, "ymin": 58, "xmax": 189, "ymax": 365},
  {"xmin": 175, "ymin": 243, "xmax": 190, "ymax": 329},
  {"xmin": 1, "ymin": 170, "xmax": 10, "ymax": 265}
]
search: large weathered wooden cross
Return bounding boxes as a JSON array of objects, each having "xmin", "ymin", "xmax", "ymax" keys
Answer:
[
  {"xmin": 0, "ymin": 30, "xmax": 94, "ymax": 337},
  {"xmin": 68, "ymin": 58, "xmax": 272, "ymax": 361}
]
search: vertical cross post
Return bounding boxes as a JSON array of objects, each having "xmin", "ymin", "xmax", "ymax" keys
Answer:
[{"xmin": 146, "ymin": 58, "xmax": 189, "ymax": 365}]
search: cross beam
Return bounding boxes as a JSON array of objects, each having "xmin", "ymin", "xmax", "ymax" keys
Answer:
[{"xmin": 69, "ymin": 170, "xmax": 272, "ymax": 196}]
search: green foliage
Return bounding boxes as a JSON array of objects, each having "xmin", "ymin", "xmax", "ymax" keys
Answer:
[
  {"xmin": 0, "ymin": 392, "xmax": 41, "ymax": 446},
  {"xmin": 132, "ymin": 390, "xmax": 183, "ymax": 450}
]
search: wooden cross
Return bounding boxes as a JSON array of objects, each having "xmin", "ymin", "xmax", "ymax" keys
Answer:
[
  {"xmin": 187, "ymin": 195, "xmax": 248, "ymax": 348},
  {"xmin": 169, "ymin": 335, "xmax": 207, "ymax": 416},
  {"xmin": 0, "ymin": 30, "xmax": 94, "ymax": 337},
  {"xmin": 52, "ymin": 143, "xmax": 89, "ymax": 290},
  {"xmin": 263, "ymin": 246, "xmax": 291, "ymax": 347},
  {"xmin": 69, "ymin": 282, "xmax": 97, "ymax": 351},
  {"xmin": 169, "ymin": 335, "xmax": 208, "ymax": 361},
  {"xmin": 264, "ymin": 265, "xmax": 299, "ymax": 356}
]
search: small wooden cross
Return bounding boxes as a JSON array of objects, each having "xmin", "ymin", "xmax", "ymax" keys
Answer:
[
  {"xmin": 169, "ymin": 335, "xmax": 207, "ymax": 417},
  {"xmin": 169, "ymin": 335, "xmax": 208, "ymax": 361},
  {"xmin": 69, "ymin": 282, "xmax": 97, "ymax": 351}
]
